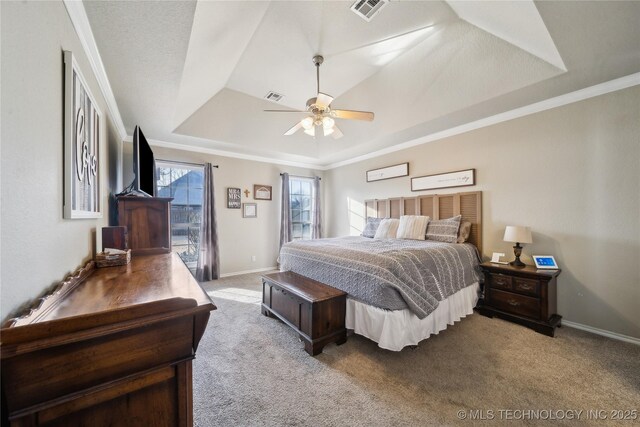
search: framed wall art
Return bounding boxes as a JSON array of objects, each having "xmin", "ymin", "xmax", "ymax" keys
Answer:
[
  {"xmin": 227, "ymin": 187, "xmax": 241, "ymax": 208},
  {"xmin": 366, "ymin": 162, "xmax": 409, "ymax": 183},
  {"xmin": 411, "ymin": 169, "xmax": 475, "ymax": 192},
  {"xmin": 63, "ymin": 51, "xmax": 102, "ymax": 219},
  {"xmin": 243, "ymin": 203, "xmax": 257, "ymax": 218},
  {"xmin": 253, "ymin": 184, "xmax": 272, "ymax": 200}
]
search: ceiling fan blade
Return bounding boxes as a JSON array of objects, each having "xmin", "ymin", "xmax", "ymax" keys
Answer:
[
  {"xmin": 332, "ymin": 109, "xmax": 374, "ymax": 121},
  {"xmin": 331, "ymin": 125, "xmax": 344, "ymax": 139},
  {"xmin": 316, "ymin": 92, "xmax": 334, "ymax": 109},
  {"xmin": 284, "ymin": 122, "xmax": 303, "ymax": 136},
  {"xmin": 264, "ymin": 110, "xmax": 308, "ymax": 113}
]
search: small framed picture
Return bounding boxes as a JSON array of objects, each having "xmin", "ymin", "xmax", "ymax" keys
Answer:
[
  {"xmin": 253, "ymin": 184, "xmax": 272, "ymax": 200},
  {"xmin": 533, "ymin": 255, "xmax": 559, "ymax": 270},
  {"xmin": 227, "ymin": 187, "xmax": 241, "ymax": 209},
  {"xmin": 490, "ymin": 252, "xmax": 508, "ymax": 265},
  {"xmin": 243, "ymin": 203, "xmax": 257, "ymax": 218}
]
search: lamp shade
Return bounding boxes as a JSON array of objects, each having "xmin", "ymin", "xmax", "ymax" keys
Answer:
[{"xmin": 503, "ymin": 226, "xmax": 532, "ymax": 244}]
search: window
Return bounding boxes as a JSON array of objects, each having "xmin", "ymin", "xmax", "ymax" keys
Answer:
[
  {"xmin": 289, "ymin": 177, "xmax": 315, "ymax": 240},
  {"xmin": 156, "ymin": 162, "xmax": 203, "ymax": 269}
]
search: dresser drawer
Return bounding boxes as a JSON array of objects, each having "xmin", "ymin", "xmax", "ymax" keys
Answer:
[
  {"xmin": 512, "ymin": 277, "xmax": 540, "ymax": 297},
  {"xmin": 490, "ymin": 289, "xmax": 540, "ymax": 319},
  {"xmin": 487, "ymin": 273, "xmax": 512, "ymax": 291}
]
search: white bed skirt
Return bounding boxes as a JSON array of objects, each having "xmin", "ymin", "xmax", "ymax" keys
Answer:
[{"xmin": 345, "ymin": 282, "xmax": 480, "ymax": 351}]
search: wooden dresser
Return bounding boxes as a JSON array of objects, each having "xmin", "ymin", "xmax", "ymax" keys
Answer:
[
  {"xmin": 0, "ymin": 253, "xmax": 216, "ymax": 426},
  {"xmin": 478, "ymin": 262, "xmax": 561, "ymax": 336}
]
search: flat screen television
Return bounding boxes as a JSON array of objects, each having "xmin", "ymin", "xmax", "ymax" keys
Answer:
[{"xmin": 132, "ymin": 125, "xmax": 156, "ymax": 197}]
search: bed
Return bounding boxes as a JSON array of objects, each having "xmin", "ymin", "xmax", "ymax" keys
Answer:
[{"xmin": 279, "ymin": 191, "xmax": 483, "ymax": 351}]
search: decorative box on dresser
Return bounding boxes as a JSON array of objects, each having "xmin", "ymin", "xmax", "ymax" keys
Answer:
[
  {"xmin": 0, "ymin": 253, "xmax": 215, "ymax": 426},
  {"xmin": 117, "ymin": 196, "xmax": 172, "ymax": 255},
  {"xmin": 478, "ymin": 262, "xmax": 561, "ymax": 337}
]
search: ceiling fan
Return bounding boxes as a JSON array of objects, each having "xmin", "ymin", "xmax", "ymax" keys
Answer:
[{"xmin": 265, "ymin": 55, "xmax": 374, "ymax": 139}]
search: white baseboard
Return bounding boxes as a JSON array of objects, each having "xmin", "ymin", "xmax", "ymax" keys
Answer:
[
  {"xmin": 219, "ymin": 266, "xmax": 278, "ymax": 278},
  {"xmin": 562, "ymin": 320, "xmax": 640, "ymax": 345}
]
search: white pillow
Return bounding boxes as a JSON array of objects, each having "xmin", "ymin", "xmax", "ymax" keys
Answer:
[
  {"xmin": 374, "ymin": 218, "xmax": 400, "ymax": 239},
  {"xmin": 396, "ymin": 215, "xmax": 430, "ymax": 240}
]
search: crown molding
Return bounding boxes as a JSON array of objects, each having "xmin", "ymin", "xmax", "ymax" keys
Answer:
[
  {"xmin": 121, "ymin": 72, "xmax": 639, "ymax": 171},
  {"xmin": 324, "ymin": 72, "xmax": 640, "ymax": 169},
  {"xmin": 63, "ymin": 0, "xmax": 127, "ymax": 140},
  {"xmin": 123, "ymin": 136, "xmax": 326, "ymax": 171}
]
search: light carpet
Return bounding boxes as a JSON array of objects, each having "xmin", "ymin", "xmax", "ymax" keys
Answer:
[{"xmin": 194, "ymin": 272, "xmax": 639, "ymax": 426}]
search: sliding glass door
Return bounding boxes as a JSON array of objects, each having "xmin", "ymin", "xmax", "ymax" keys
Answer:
[{"xmin": 156, "ymin": 162, "xmax": 203, "ymax": 271}]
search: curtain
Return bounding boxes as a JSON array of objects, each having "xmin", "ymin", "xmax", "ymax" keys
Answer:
[
  {"xmin": 311, "ymin": 176, "xmax": 322, "ymax": 239},
  {"xmin": 279, "ymin": 173, "xmax": 292, "ymax": 249},
  {"xmin": 196, "ymin": 163, "xmax": 220, "ymax": 281}
]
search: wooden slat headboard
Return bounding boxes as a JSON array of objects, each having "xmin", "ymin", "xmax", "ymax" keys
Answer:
[{"xmin": 364, "ymin": 191, "xmax": 483, "ymax": 256}]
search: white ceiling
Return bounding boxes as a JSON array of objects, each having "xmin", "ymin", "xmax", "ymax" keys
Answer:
[{"xmin": 83, "ymin": 0, "xmax": 640, "ymax": 167}]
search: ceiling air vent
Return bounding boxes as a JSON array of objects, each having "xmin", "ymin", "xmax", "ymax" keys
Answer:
[
  {"xmin": 351, "ymin": 0, "xmax": 389, "ymax": 22},
  {"xmin": 264, "ymin": 91, "xmax": 284, "ymax": 102}
]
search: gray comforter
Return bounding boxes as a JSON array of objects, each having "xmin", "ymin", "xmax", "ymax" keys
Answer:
[{"xmin": 279, "ymin": 236, "xmax": 482, "ymax": 319}]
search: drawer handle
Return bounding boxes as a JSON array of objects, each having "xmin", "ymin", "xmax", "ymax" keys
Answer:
[
  {"xmin": 508, "ymin": 300, "xmax": 520, "ymax": 307},
  {"xmin": 519, "ymin": 284, "xmax": 533, "ymax": 290}
]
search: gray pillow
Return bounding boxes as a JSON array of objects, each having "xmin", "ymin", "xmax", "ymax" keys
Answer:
[
  {"xmin": 362, "ymin": 217, "xmax": 383, "ymax": 238},
  {"xmin": 426, "ymin": 215, "xmax": 462, "ymax": 243},
  {"xmin": 457, "ymin": 221, "xmax": 472, "ymax": 243}
]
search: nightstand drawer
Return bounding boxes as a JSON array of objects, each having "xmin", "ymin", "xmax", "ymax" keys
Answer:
[
  {"xmin": 487, "ymin": 273, "xmax": 512, "ymax": 291},
  {"xmin": 490, "ymin": 289, "xmax": 540, "ymax": 319},
  {"xmin": 512, "ymin": 277, "xmax": 540, "ymax": 297}
]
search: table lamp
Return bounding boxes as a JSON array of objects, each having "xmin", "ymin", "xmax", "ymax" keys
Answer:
[{"xmin": 503, "ymin": 226, "xmax": 532, "ymax": 267}]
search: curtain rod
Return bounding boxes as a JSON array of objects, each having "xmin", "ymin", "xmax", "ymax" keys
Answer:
[
  {"xmin": 156, "ymin": 159, "xmax": 218, "ymax": 168},
  {"xmin": 280, "ymin": 173, "xmax": 321, "ymax": 180}
]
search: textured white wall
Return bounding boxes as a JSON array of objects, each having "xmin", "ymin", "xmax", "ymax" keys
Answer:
[
  {"xmin": 324, "ymin": 86, "xmax": 640, "ymax": 339},
  {"xmin": 148, "ymin": 146, "xmax": 325, "ymax": 275},
  {"xmin": 0, "ymin": 2, "xmax": 121, "ymax": 320}
]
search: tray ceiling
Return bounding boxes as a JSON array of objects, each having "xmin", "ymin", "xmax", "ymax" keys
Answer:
[{"xmin": 83, "ymin": 0, "xmax": 640, "ymax": 167}]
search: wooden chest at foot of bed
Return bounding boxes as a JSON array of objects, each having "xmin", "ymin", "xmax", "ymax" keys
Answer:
[{"xmin": 261, "ymin": 272, "xmax": 347, "ymax": 356}]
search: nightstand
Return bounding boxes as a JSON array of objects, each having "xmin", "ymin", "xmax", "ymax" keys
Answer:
[{"xmin": 477, "ymin": 262, "xmax": 561, "ymax": 336}]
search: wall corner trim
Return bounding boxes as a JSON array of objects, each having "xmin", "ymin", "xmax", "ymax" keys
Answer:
[
  {"xmin": 63, "ymin": 0, "xmax": 127, "ymax": 140},
  {"xmin": 562, "ymin": 320, "xmax": 640, "ymax": 346}
]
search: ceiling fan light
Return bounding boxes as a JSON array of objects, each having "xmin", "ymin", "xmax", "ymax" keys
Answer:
[
  {"xmin": 323, "ymin": 126, "xmax": 334, "ymax": 136},
  {"xmin": 304, "ymin": 127, "xmax": 315, "ymax": 136},
  {"xmin": 322, "ymin": 116, "xmax": 335, "ymax": 129},
  {"xmin": 301, "ymin": 117, "xmax": 314, "ymax": 130}
]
